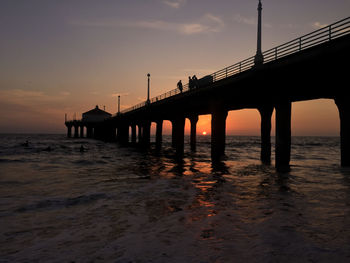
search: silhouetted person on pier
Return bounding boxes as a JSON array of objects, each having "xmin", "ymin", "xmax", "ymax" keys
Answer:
[
  {"xmin": 189, "ymin": 76, "xmax": 194, "ymax": 90},
  {"xmin": 177, "ymin": 80, "xmax": 183, "ymax": 93},
  {"xmin": 192, "ymin": 75, "xmax": 198, "ymax": 89}
]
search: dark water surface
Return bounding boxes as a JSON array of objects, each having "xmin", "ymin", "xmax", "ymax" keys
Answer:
[{"xmin": 1, "ymin": 134, "xmax": 350, "ymax": 262}]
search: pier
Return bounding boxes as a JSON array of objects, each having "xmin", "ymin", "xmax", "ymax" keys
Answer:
[{"xmin": 65, "ymin": 8, "xmax": 350, "ymax": 171}]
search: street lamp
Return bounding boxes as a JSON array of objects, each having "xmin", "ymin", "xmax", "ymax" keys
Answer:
[
  {"xmin": 118, "ymin": 95, "xmax": 121, "ymax": 114},
  {"xmin": 254, "ymin": 0, "xmax": 264, "ymax": 66},
  {"xmin": 147, "ymin": 73, "xmax": 150, "ymax": 105}
]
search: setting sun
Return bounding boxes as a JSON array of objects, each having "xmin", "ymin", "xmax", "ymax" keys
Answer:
[{"xmin": 202, "ymin": 131, "xmax": 207, "ymax": 135}]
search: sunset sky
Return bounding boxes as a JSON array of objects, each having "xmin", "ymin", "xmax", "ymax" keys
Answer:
[{"xmin": 1, "ymin": 0, "xmax": 349, "ymax": 135}]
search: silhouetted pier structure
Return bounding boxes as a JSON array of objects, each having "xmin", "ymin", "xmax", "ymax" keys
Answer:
[
  {"xmin": 65, "ymin": 13, "xmax": 350, "ymax": 171},
  {"xmin": 65, "ymin": 105, "xmax": 112, "ymax": 140}
]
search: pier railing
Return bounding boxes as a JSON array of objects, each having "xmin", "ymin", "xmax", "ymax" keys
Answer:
[{"xmin": 119, "ymin": 16, "xmax": 350, "ymax": 115}]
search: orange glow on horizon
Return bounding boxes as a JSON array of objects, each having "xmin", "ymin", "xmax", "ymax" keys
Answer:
[{"xmin": 163, "ymin": 100, "xmax": 339, "ymax": 137}]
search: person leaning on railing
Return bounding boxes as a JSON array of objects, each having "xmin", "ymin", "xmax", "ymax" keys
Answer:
[{"xmin": 177, "ymin": 80, "xmax": 183, "ymax": 93}]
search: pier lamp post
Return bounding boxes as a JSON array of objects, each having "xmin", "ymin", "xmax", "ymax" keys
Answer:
[
  {"xmin": 254, "ymin": 0, "xmax": 264, "ymax": 66},
  {"xmin": 118, "ymin": 95, "xmax": 121, "ymax": 115},
  {"xmin": 147, "ymin": 73, "xmax": 150, "ymax": 105}
]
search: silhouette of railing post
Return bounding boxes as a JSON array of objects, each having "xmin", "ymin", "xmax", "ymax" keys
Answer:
[
  {"xmin": 211, "ymin": 107, "xmax": 228, "ymax": 160},
  {"xmin": 156, "ymin": 120, "xmax": 163, "ymax": 150},
  {"xmin": 274, "ymin": 48, "xmax": 278, "ymax": 59},
  {"xmin": 335, "ymin": 98, "xmax": 350, "ymax": 166},
  {"xmin": 189, "ymin": 115, "xmax": 199, "ymax": 151},
  {"xmin": 258, "ymin": 105, "xmax": 274, "ymax": 164},
  {"xmin": 275, "ymin": 101, "xmax": 292, "ymax": 172}
]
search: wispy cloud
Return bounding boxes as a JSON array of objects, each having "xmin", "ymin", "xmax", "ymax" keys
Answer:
[
  {"xmin": 182, "ymin": 67, "xmax": 216, "ymax": 75},
  {"xmin": 60, "ymin": 91, "xmax": 71, "ymax": 96},
  {"xmin": 0, "ymin": 89, "xmax": 63, "ymax": 106},
  {"xmin": 233, "ymin": 14, "xmax": 256, "ymax": 26},
  {"xmin": 311, "ymin": 21, "xmax": 328, "ymax": 29},
  {"xmin": 162, "ymin": 0, "xmax": 186, "ymax": 9},
  {"xmin": 112, "ymin": 92, "xmax": 129, "ymax": 97},
  {"xmin": 233, "ymin": 14, "xmax": 271, "ymax": 28},
  {"xmin": 0, "ymin": 89, "xmax": 69, "ymax": 119},
  {"xmin": 0, "ymin": 89, "xmax": 67, "ymax": 122},
  {"xmin": 71, "ymin": 13, "xmax": 225, "ymax": 35},
  {"xmin": 180, "ymin": 13, "xmax": 224, "ymax": 34}
]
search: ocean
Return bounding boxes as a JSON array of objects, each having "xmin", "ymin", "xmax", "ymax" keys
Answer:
[{"xmin": 0, "ymin": 134, "xmax": 350, "ymax": 262}]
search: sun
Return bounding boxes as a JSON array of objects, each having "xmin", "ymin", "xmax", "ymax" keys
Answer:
[{"xmin": 202, "ymin": 131, "xmax": 207, "ymax": 135}]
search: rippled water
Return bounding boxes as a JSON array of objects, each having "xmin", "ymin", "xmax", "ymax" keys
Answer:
[{"xmin": 1, "ymin": 134, "xmax": 350, "ymax": 262}]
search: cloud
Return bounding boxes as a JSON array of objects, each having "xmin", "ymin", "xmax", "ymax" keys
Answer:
[
  {"xmin": 0, "ymin": 89, "xmax": 75, "ymax": 116},
  {"xmin": 182, "ymin": 67, "xmax": 216, "ymax": 75},
  {"xmin": 162, "ymin": 0, "xmax": 186, "ymax": 9},
  {"xmin": 0, "ymin": 89, "xmax": 60, "ymax": 106},
  {"xmin": 71, "ymin": 13, "xmax": 225, "ymax": 35},
  {"xmin": 312, "ymin": 21, "xmax": 328, "ymax": 29},
  {"xmin": 233, "ymin": 14, "xmax": 256, "ymax": 26},
  {"xmin": 180, "ymin": 14, "xmax": 224, "ymax": 34},
  {"xmin": 0, "ymin": 89, "xmax": 67, "ymax": 115},
  {"xmin": 112, "ymin": 92, "xmax": 129, "ymax": 97},
  {"xmin": 60, "ymin": 91, "xmax": 71, "ymax": 96},
  {"xmin": 233, "ymin": 14, "xmax": 271, "ymax": 28},
  {"xmin": 0, "ymin": 90, "xmax": 69, "ymax": 133}
]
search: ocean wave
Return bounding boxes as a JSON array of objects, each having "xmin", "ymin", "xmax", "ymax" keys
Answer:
[{"xmin": 15, "ymin": 193, "xmax": 108, "ymax": 213}]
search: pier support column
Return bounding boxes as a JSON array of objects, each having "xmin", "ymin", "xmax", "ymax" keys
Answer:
[
  {"xmin": 131, "ymin": 124, "xmax": 137, "ymax": 144},
  {"xmin": 211, "ymin": 107, "xmax": 228, "ymax": 160},
  {"xmin": 335, "ymin": 98, "xmax": 350, "ymax": 166},
  {"xmin": 275, "ymin": 101, "xmax": 292, "ymax": 172},
  {"xmin": 156, "ymin": 120, "xmax": 163, "ymax": 150},
  {"xmin": 189, "ymin": 115, "xmax": 198, "ymax": 151},
  {"xmin": 172, "ymin": 117, "xmax": 185, "ymax": 157},
  {"xmin": 258, "ymin": 106, "xmax": 274, "ymax": 164},
  {"xmin": 142, "ymin": 121, "xmax": 151, "ymax": 147},
  {"xmin": 112, "ymin": 126, "xmax": 117, "ymax": 141},
  {"xmin": 171, "ymin": 121, "xmax": 176, "ymax": 148},
  {"xmin": 138, "ymin": 124, "xmax": 142, "ymax": 144},
  {"xmin": 74, "ymin": 124, "xmax": 79, "ymax": 138},
  {"xmin": 67, "ymin": 125, "xmax": 72, "ymax": 138},
  {"xmin": 80, "ymin": 125, "xmax": 84, "ymax": 138}
]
